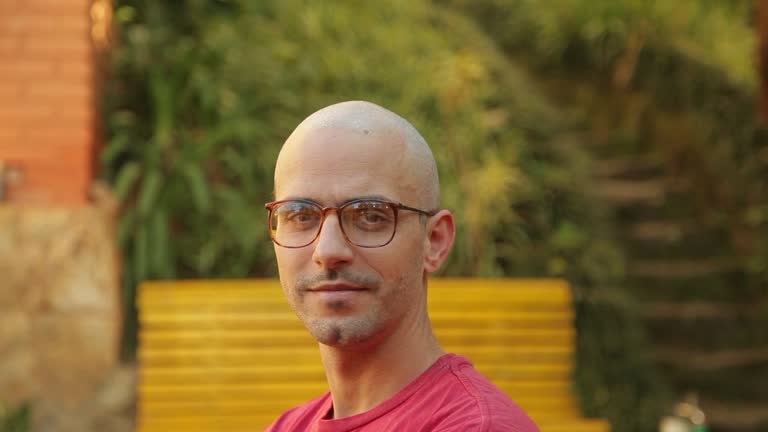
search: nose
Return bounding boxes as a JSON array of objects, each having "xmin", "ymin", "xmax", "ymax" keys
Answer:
[{"xmin": 312, "ymin": 212, "xmax": 354, "ymax": 269}]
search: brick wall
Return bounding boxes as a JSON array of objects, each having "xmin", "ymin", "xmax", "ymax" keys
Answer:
[
  {"xmin": 0, "ymin": 3, "xmax": 123, "ymax": 431},
  {"xmin": 0, "ymin": 0, "xmax": 96, "ymax": 206}
]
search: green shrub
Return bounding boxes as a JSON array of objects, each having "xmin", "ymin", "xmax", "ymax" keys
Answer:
[
  {"xmin": 105, "ymin": 1, "xmax": 680, "ymax": 431},
  {"xmin": 0, "ymin": 402, "xmax": 30, "ymax": 432},
  {"xmin": 105, "ymin": 0, "xmax": 619, "ymax": 347}
]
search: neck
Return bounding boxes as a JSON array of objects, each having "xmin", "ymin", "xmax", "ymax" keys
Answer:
[{"xmin": 318, "ymin": 308, "xmax": 444, "ymax": 419}]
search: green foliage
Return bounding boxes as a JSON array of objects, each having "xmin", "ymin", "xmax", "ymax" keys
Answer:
[
  {"xmin": 105, "ymin": 1, "xmax": 277, "ymax": 353},
  {"xmin": 467, "ymin": 0, "xmax": 764, "ymax": 266},
  {"xmin": 105, "ymin": 0, "xmax": 642, "ymax": 428},
  {"xmin": 444, "ymin": 0, "xmax": 768, "ymax": 430},
  {"xmin": 0, "ymin": 403, "xmax": 30, "ymax": 432},
  {"xmin": 442, "ymin": 0, "xmax": 754, "ymax": 86},
  {"xmin": 575, "ymin": 300, "xmax": 670, "ymax": 428},
  {"xmin": 106, "ymin": 0, "xmax": 620, "ymax": 349},
  {"xmin": 105, "ymin": 1, "xmax": 768, "ymax": 431}
]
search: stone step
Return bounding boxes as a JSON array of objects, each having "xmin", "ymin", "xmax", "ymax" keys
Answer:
[
  {"xmin": 645, "ymin": 314, "xmax": 768, "ymax": 352},
  {"xmin": 611, "ymin": 198, "xmax": 707, "ymax": 226},
  {"xmin": 705, "ymin": 399, "xmax": 768, "ymax": 431},
  {"xmin": 757, "ymin": 144, "xmax": 768, "ymax": 166},
  {"xmin": 654, "ymin": 346, "xmax": 768, "ymax": 371},
  {"xmin": 627, "ymin": 257, "xmax": 743, "ymax": 278},
  {"xmin": 660, "ymin": 365, "xmax": 768, "ymax": 414},
  {"xmin": 591, "ymin": 156, "xmax": 664, "ymax": 180},
  {"xmin": 643, "ymin": 300, "xmax": 767, "ymax": 320},
  {"xmin": 626, "ymin": 271, "xmax": 753, "ymax": 302},
  {"xmin": 590, "ymin": 179, "xmax": 666, "ymax": 206},
  {"xmin": 659, "ymin": 366, "xmax": 768, "ymax": 429},
  {"xmin": 626, "ymin": 220, "xmax": 720, "ymax": 243},
  {"xmin": 622, "ymin": 227, "xmax": 735, "ymax": 261}
]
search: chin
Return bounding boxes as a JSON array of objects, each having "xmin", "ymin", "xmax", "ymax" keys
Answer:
[{"xmin": 306, "ymin": 316, "xmax": 381, "ymax": 347}]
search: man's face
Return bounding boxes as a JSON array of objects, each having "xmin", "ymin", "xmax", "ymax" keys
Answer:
[{"xmin": 273, "ymin": 127, "xmax": 429, "ymax": 347}]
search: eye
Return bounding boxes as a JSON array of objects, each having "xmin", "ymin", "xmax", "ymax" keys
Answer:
[
  {"xmin": 360, "ymin": 211, "xmax": 387, "ymax": 224},
  {"xmin": 276, "ymin": 202, "xmax": 321, "ymax": 230},
  {"xmin": 285, "ymin": 209, "xmax": 319, "ymax": 223},
  {"xmin": 346, "ymin": 201, "xmax": 394, "ymax": 231},
  {"xmin": 289, "ymin": 211, "xmax": 316, "ymax": 222}
]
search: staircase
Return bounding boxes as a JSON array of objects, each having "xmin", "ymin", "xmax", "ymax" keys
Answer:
[{"xmin": 591, "ymin": 154, "xmax": 768, "ymax": 431}]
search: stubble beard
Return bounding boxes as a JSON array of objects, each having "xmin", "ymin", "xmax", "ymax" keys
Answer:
[
  {"xmin": 305, "ymin": 314, "xmax": 381, "ymax": 346},
  {"xmin": 285, "ymin": 269, "xmax": 413, "ymax": 347}
]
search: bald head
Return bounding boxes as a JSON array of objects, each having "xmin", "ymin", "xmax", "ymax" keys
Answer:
[{"xmin": 275, "ymin": 101, "xmax": 440, "ymax": 209}]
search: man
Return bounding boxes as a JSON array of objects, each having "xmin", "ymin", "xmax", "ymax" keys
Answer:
[{"xmin": 264, "ymin": 101, "xmax": 540, "ymax": 431}]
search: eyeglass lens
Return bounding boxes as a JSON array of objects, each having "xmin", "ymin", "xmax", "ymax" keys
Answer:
[{"xmin": 270, "ymin": 200, "xmax": 396, "ymax": 247}]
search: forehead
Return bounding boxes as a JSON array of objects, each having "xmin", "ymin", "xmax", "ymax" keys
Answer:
[{"xmin": 274, "ymin": 127, "xmax": 415, "ymax": 204}]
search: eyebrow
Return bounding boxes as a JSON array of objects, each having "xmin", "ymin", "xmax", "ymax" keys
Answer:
[
  {"xmin": 344, "ymin": 194, "xmax": 393, "ymax": 204},
  {"xmin": 280, "ymin": 195, "xmax": 397, "ymax": 206}
]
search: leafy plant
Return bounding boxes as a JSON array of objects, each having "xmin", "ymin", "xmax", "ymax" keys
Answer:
[
  {"xmin": 0, "ymin": 402, "xmax": 31, "ymax": 432},
  {"xmin": 105, "ymin": 0, "xmax": 617, "ymax": 355},
  {"xmin": 443, "ymin": 0, "xmax": 767, "ymax": 430},
  {"xmin": 103, "ymin": 1, "xmax": 768, "ymax": 431}
]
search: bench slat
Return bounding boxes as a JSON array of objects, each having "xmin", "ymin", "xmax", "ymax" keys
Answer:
[
  {"xmin": 139, "ymin": 346, "xmax": 572, "ymax": 368},
  {"xmin": 140, "ymin": 328, "xmax": 574, "ymax": 344},
  {"xmin": 139, "ymin": 310, "xmax": 574, "ymax": 323},
  {"xmin": 140, "ymin": 362, "xmax": 572, "ymax": 383},
  {"xmin": 137, "ymin": 279, "xmax": 610, "ymax": 432},
  {"xmin": 139, "ymin": 396, "xmax": 577, "ymax": 414},
  {"xmin": 140, "ymin": 379, "xmax": 572, "ymax": 398}
]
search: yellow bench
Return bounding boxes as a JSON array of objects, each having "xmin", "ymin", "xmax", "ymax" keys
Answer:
[{"xmin": 137, "ymin": 279, "xmax": 610, "ymax": 432}]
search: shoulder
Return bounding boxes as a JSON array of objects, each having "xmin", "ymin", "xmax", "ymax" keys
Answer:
[
  {"xmin": 264, "ymin": 392, "xmax": 331, "ymax": 432},
  {"xmin": 431, "ymin": 354, "xmax": 541, "ymax": 432}
]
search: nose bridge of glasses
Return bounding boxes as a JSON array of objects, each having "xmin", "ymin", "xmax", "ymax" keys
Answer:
[
  {"xmin": 317, "ymin": 206, "xmax": 345, "ymax": 235},
  {"xmin": 311, "ymin": 206, "xmax": 358, "ymax": 254}
]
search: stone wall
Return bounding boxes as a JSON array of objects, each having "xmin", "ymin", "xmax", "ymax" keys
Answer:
[
  {"xmin": 0, "ymin": 1, "xmax": 129, "ymax": 430},
  {"xmin": 0, "ymin": 189, "xmax": 125, "ymax": 430}
]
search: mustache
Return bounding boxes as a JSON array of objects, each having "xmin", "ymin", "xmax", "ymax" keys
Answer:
[{"xmin": 295, "ymin": 270, "xmax": 381, "ymax": 292}]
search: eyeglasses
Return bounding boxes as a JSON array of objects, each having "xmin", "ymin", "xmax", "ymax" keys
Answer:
[{"xmin": 265, "ymin": 198, "xmax": 437, "ymax": 248}]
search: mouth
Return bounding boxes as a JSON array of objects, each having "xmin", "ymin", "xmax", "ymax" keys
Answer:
[
  {"xmin": 308, "ymin": 282, "xmax": 368, "ymax": 293},
  {"xmin": 302, "ymin": 281, "xmax": 371, "ymax": 311}
]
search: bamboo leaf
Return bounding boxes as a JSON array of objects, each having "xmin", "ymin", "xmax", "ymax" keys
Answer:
[
  {"xmin": 0, "ymin": 402, "xmax": 31, "ymax": 432},
  {"xmin": 196, "ymin": 241, "xmax": 218, "ymax": 274},
  {"xmin": 118, "ymin": 210, "xmax": 137, "ymax": 247},
  {"xmin": 137, "ymin": 170, "xmax": 162, "ymax": 216},
  {"xmin": 150, "ymin": 69, "xmax": 175, "ymax": 150},
  {"xmin": 101, "ymin": 134, "xmax": 131, "ymax": 166},
  {"xmin": 114, "ymin": 162, "xmax": 142, "ymax": 200},
  {"xmin": 133, "ymin": 224, "xmax": 148, "ymax": 285},
  {"xmin": 148, "ymin": 208, "xmax": 171, "ymax": 277},
  {"xmin": 181, "ymin": 163, "xmax": 211, "ymax": 212}
]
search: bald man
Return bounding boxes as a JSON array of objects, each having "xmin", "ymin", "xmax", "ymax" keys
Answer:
[{"xmin": 264, "ymin": 101, "xmax": 540, "ymax": 431}]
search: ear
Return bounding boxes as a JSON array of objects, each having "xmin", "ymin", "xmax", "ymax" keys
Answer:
[{"xmin": 423, "ymin": 209, "xmax": 456, "ymax": 274}]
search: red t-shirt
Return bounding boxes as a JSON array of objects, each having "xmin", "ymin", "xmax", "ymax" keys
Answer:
[{"xmin": 265, "ymin": 353, "xmax": 540, "ymax": 432}]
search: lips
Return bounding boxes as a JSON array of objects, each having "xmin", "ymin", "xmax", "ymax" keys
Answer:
[{"xmin": 308, "ymin": 283, "xmax": 367, "ymax": 292}]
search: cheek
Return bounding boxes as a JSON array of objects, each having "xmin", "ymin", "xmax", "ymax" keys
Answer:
[
  {"xmin": 370, "ymin": 229, "xmax": 426, "ymax": 274},
  {"xmin": 275, "ymin": 248, "xmax": 309, "ymax": 281}
]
